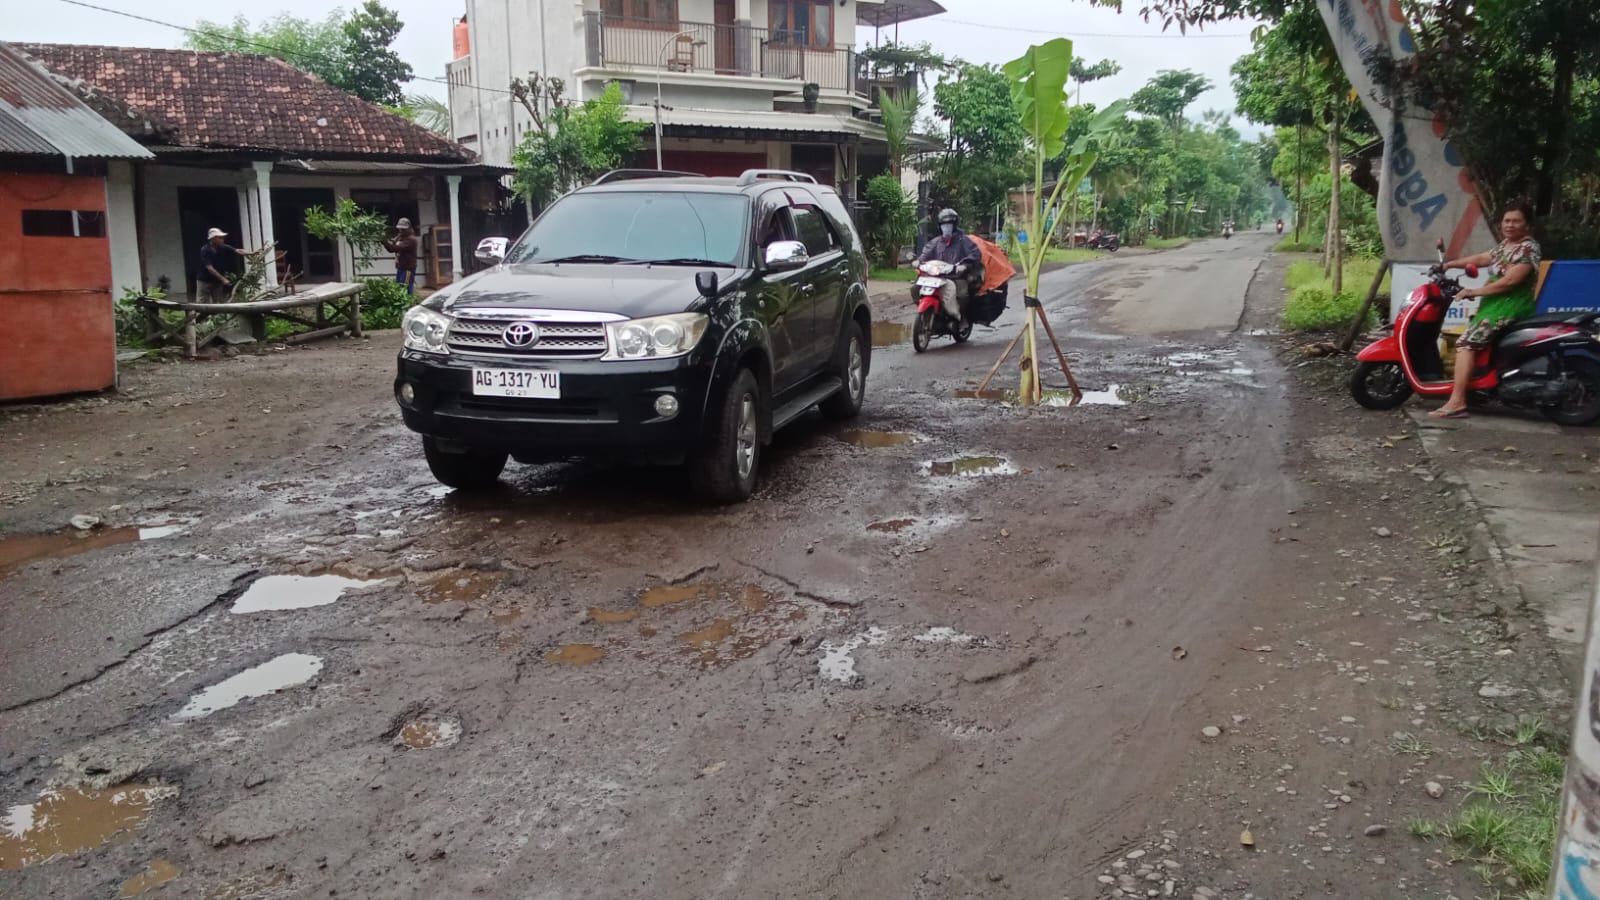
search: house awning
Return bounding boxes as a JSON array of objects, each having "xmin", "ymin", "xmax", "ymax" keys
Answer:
[
  {"xmin": 0, "ymin": 42, "xmax": 152, "ymax": 159},
  {"xmin": 626, "ymin": 106, "xmax": 890, "ymax": 143},
  {"xmin": 856, "ymin": 0, "xmax": 947, "ymax": 27}
]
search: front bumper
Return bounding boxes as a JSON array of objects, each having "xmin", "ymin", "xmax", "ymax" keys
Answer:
[{"xmin": 394, "ymin": 350, "xmax": 711, "ymax": 455}]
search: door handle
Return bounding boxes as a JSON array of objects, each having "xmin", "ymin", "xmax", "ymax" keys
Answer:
[{"xmin": 799, "ymin": 285, "xmax": 815, "ymax": 294}]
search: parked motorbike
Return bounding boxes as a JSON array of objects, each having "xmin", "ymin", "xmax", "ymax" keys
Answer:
[
  {"xmin": 1086, "ymin": 232, "xmax": 1120, "ymax": 252},
  {"xmin": 910, "ymin": 260, "xmax": 1008, "ymax": 353},
  {"xmin": 1350, "ymin": 239, "xmax": 1600, "ymax": 425}
]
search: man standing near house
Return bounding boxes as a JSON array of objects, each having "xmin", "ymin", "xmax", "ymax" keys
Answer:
[
  {"xmin": 385, "ymin": 218, "xmax": 420, "ymax": 294},
  {"xmin": 198, "ymin": 228, "xmax": 237, "ymax": 302}
]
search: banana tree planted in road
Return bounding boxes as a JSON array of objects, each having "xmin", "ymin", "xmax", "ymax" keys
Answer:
[{"xmin": 998, "ymin": 38, "xmax": 1126, "ymax": 404}]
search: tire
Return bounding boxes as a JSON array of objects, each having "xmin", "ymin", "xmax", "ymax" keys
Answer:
[
  {"xmin": 912, "ymin": 310, "xmax": 934, "ymax": 353},
  {"xmin": 952, "ymin": 317, "xmax": 974, "ymax": 343},
  {"xmin": 820, "ymin": 321, "xmax": 867, "ymax": 420},
  {"xmin": 1349, "ymin": 361, "xmax": 1413, "ymax": 410},
  {"xmin": 689, "ymin": 368, "xmax": 761, "ymax": 503},
  {"xmin": 422, "ymin": 437, "xmax": 507, "ymax": 489},
  {"xmin": 1543, "ymin": 357, "xmax": 1600, "ymax": 426},
  {"xmin": 1107, "ymin": 244, "xmax": 1119, "ymax": 253}
]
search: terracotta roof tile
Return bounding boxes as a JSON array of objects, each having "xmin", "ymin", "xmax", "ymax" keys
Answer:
[{"xmin": 17, "ymin": 43, "xmax": 471, "ymax": 163}]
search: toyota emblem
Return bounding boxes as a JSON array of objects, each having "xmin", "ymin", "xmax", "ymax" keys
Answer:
[{"xmin": 501, "ymin": 321, "xmax": 539, "ymax": 348}]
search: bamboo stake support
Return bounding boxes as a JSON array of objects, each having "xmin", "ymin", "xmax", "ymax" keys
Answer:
[
  {"xmin": 980, "ymin": 294, "xmax": 1081, "ymax": 404},
  {"xmin": 1340, "ymin": 258, "xmax": 1392, "ymax": 352}
]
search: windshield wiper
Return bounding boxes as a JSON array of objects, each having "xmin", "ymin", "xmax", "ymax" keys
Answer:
[
  {"xmin": 623, "ymin": 257, "xmax": 732, "ymax": 267},
  {"xmin": 535, "ymin": 254, "xmax": 634, "ymax": 264}
]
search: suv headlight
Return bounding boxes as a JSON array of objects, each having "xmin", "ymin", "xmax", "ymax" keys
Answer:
[
  {"xmin": 402, "ymin": 306, "xmax": 452, "ymax": 355},
  {"xmin": 602, "ymin": 313, "xmax": 709, "ymax": 361}
]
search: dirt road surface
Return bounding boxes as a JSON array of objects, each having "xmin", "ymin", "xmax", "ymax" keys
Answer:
[{"xmin": 0, "ymin": 233, "xmax": 1571, "ymax": 899}]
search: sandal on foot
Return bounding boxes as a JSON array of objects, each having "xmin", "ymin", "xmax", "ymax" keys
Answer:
[{"xmin": 1427, "ymin": 408, "xmax": 1469, "ymax": 419}]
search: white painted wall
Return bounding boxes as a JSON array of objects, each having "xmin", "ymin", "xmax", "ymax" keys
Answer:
[{"xmin": 103, "ymin": 161, "xmax": 141, "ymax": 294}]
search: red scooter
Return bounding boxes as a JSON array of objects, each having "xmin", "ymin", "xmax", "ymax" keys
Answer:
[{"xmin": 1350, "ymin": 240, "xmax": 1600, "ymax": 425}]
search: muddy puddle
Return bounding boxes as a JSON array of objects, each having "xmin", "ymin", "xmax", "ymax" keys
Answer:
[
  {"xmin": 395, "ymin": 714, "xmax": 463, "ymax": 750},
  {"xmin": 231, "ymin": 573, "xmax": 380, "ymax": 614},
  {"xmin": 0, "ymin": 783, "xmax": 178, "ymax": 870},
  {"xmin": 835, "ymin": 430, "xmax": 919, "ymax": 448},
  {"xmin": 0, "ymin": 520, "xmax": 191, "ymax": 577},
  {"xmin": 867, "ymin": 518, "xmax": 916, "ymax": 533},
  {"xmin": 175, "ymin": 653, "xmax": 324, "ymax": 719},
  {"xmin": 871, "ymin": 321, "xmax": 913, "ymax": 347},
  {"xmin": 546, "ymin": 644, "xmax": 606, "ymax": 665},
  {"xmin": 417, "ymin": 569, "xmax": 501, "ymax": 605},
  {"xmin": 818, "ymin": 627, "xmax": 888, "ymax": 682},
  {"xmin": 923, "ymin": 455, "xmax": 1017, "ymax": 478},
  {"xmin": 1043, "ymin": 386, "xmax": 1130, "ymax": 407},
  {"xmin": 952, "ymin": 389, "xmax": 1009, "ymax": 401},
  {"xmin": 120, "ymin": 859, "xmax": 181, "ymax": 896},
  {"xmin": 581, "ymin": 581, "xmax": 814, "ymax": 670}
]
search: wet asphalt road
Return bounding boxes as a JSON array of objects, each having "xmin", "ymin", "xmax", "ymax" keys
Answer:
[{"xmin": 1, "ymin": 233, "xmax": 1299, "ymax": 898}]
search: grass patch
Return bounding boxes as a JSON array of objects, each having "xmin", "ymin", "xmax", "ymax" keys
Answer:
[
  {"xmin": 869, "ymin": 266, "xmax": 918, "ymax": 282},
  {"xmin": 1042, "ymin": 247, "xmax": 1106, "ymax": 264},
  {"xmin": 1281, "ymin": 256, "xmax": 1390, "ymax": 332},
  {"xmin": 1411, "ymin": 735, "xmax": 1565, "ymax": 897},
  {"xmin": 1274, "ymin": 236, "xmax": 1323, "ymax": 253},
  {"xmin": 1146, "ymin": 237, "xmax": 1191, "ymax": 250}
]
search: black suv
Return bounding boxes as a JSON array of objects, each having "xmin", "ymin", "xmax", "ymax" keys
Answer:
[{"xmin": 394, "ymin": 169, "xmax": 872, "ymax": 503}]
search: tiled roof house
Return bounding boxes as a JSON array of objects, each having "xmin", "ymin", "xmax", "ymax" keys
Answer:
[{"xmin": 12, "ymin": 42, "xmax": 511, "ymax": 297}]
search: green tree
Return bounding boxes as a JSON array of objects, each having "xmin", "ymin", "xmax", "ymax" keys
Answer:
[
  {"xmin": 1130, "ymin": 69, "xmax": 1212, "ymax": 132},
  {"xmin": 339, "ymin": 0, "xmax": 413, "ymax": 106},
  {"xmin": 187, "ymin": 2, "xmax": 413, "ymax": 105},
  {"xmin": 511, "ymin": 81, "xmax": 647, "ymax": 207},
  {"xmin": 928, "ymin": 64, "xmax": 1030, "ymax": 224},
  {"xmin": 1069, "ymin": 57, "xmax": 1122, "ymax": 104}
]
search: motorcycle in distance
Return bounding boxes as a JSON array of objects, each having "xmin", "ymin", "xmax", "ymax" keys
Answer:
[
  {"xmin": 1276, "ymin": 219, "xmax": 1285, "ymax": 235},
  {"xmin": 910, "ymin": 259, "xmax": 1009, "ymax": 353},
  {"xmin": 1085, "ymin": 231, "xmax": 1120, "ymax": 252},
  {"xmin": 1349, "ymin": 239, "xmax": 1600, "ymax": 425},
  {"xmin": 1223, "ymin": 222, "xmax": 1234, "ymax": 240}
]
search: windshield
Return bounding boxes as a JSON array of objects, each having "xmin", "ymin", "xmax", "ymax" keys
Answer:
[{"xmin": 506, "ymin": 191, "xmax": 750, "ymax": 266}]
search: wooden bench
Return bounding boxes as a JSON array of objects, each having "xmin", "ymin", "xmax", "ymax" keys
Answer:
[{"xmin": 134, "ymin": 282, "xmax": 363, "ymax": 357}]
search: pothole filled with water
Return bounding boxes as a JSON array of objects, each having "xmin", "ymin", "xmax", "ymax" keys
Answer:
[
  {"xmin": 546, "ymin": 644, "xmax": 606, "ymax": 666},
  {"xmin": 923, "ymin": 456, "xmax": 1017, "ymax": 478},
  {"xmin": 1042, "ymin": 386, "xmax": 1131, "ymax": 407},
  {"xmin": 835, "ymin": 430, "xmax": 919, "ymax": 448},
  {"xmin": 120, "ymin": 859, "xmax": 181, "ymax": 896},
  {"xmin": 395, "ymin": 714, "xmax": 463, "ymax": 750},
  {"xmin": 417, "ymin": 569, "xmax": 501, "ymax": 605},
  {"xmin": 174, "ymin": 653, "xmax": 324, "ymax": 719},
  {"xmin": 230, "ymin": 573, "xmax": 381, "ymax": 614},
  {"xmin": 818, "ymin": 627, "xmax": 888, "ymax": 683},
  {"xmin": 0, "ymin": 519, "xmax": 193, "ymax": 577},
  {"xmin": 871, "ymin": 322, "xmax": 913, "ymax": 347},
  {"xmin": 579, "ymin": 581, "xmax": 826, "ymax": 670},
  {"xmin": 0, "ymin": 784, "xmax": 178, "ymax": 870}
]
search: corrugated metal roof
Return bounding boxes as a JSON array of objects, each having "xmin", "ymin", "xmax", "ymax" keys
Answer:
[{"xmin": 0, "ymin": 41, "xmax": 152, "ymax": 159}]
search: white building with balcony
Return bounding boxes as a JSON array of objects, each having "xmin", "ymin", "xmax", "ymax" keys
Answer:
[{"xmin": 445, "ymin": 0, "xmax": 943, "ymax": 203}]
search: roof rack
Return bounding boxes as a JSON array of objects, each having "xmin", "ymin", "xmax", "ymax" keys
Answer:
[
  {"xmin": 593, "ymin": 169, "xmax": 706, "ymax": 185},
  {"xmin": 735, "ymin": 169, "xmax": 817, "ymax": 186}
]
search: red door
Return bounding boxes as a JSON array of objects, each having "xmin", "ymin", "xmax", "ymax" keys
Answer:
[{"xmin": 659, "ymin": 151, "xmax": 769, "ymax": 177}]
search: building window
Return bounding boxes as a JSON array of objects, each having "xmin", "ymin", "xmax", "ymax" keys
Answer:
[
  {"xmin": 770, "ymin": 0, "xmax": 832, "ymax": 49},
  {"xmin": 602, "ymin": 0, "xmax": 679, "ymax": 27},
  {"xmin": 20, "ymin": 209, "xmax": 105, "ymax": 238}
]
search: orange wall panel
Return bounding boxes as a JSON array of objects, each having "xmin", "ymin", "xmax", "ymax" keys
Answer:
[{"xmin": 0, "ymin": 292, "xmax": 117, "ymax": 400}]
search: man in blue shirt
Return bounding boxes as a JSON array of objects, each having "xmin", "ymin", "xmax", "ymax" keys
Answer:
[{"xmin": 197, "ymin": 228, "xmax": 238, "ymax": 302}]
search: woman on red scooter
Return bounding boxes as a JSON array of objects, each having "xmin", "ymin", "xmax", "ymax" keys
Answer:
[{"xmin": 1429, "ymin": 202, "xmax": 1542, "ymax": 418}]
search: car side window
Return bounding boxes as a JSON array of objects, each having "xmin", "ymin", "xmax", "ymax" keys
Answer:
[
  {"xmin": 758, "ymin": 205, "xmax": 795, "ymax": 250},
  {"xmin": 789, "ymin": 205, "xmax": 837, "ymax": 257}
]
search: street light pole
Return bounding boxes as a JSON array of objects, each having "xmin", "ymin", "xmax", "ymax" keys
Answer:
[{"xmin": 655, "ymin": 28, "xmax": 701, "ymax": 170}]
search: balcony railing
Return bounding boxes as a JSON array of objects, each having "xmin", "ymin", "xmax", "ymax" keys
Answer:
[{"xmin": 583, "ymin": 12, "xmax": 864, "ymax": 97}]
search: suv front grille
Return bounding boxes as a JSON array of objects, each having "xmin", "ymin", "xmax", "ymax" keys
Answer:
[{"xmin": 446, "ymin": 315, "xmax": 609, "ymax": 359}]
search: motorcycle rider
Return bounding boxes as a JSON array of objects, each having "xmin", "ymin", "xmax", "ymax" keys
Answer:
[{"xmin": 917, "ymin": 208, "xmax": 982, "ymax": 320}]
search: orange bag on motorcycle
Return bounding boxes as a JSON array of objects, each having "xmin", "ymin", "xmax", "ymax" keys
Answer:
[{"xmin": 973, "ymin": 237, "xmax": 1016, "ymax": 295}]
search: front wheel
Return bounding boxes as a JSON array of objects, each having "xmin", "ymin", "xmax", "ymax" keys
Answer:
[
  {"xmin": 1543, "ymin": 357, "xmax": 1600, "ymax": 426},
  {"xmin": 689, "ymin": 368, "xmax": 761, "ymax": 503},
  {"xmin": 912, "ymin": 310, "xmax": 934, "ymax": 353},
  {"xmin": 423, "ymin": 437, "xmax": 507, "ymax": 489},
  {"xmin": 820, "ymin": 322, "xmax": 867, "ymax": 419},
  {"xmin": 1106, "ymin": 244, "xmax": 1119, "ymax": 253},
  {"xmin": 1349, "ymin": 361, "xmax": 1413, "ymax": 410}
]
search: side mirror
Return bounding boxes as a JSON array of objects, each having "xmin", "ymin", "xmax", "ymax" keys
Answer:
[
  {"xmin": 475, "ymin": 236, "xmax": 509, "ymax": 266},
  {"xmin": 695, "ymin": 271, "xmax": 719, "ymax": 299},
  {"xmin": 1435, "ymin": 237, "xmax": 1446, "ymax": 264},
  {"xmin": 764, "ymin": 240, "xmax": 808, "ymax": 272}
]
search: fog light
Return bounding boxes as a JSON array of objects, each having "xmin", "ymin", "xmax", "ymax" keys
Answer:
[
  {"xmin": 399, "ymin": 382, "xmax": 416, "ymax": 404},
  {"xmin": 654, "ymin": 394, "xmax": 680, "ymax": 418}
]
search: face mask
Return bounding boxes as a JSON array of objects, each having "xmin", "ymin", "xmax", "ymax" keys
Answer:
[{"xmin": 941, "ymin": 224, "xmax": 955, "ymax": 238}]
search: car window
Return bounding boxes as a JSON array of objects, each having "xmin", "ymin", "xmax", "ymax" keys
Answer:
[
  {"xmin": 507, "ymin": 192, "xmax": 750, "ymax": 265},
  {"xmin": 789, "ymin": 206, "xmax": 837, "ymax": 257}
]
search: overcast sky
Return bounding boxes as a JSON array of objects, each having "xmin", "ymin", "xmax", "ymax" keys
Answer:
[{"xmin": 5, "ymin": 0, "xmax": 1264, "ymax": 132}]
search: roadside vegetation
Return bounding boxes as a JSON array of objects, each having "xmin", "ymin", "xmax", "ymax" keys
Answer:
[
  {"xmin": 1407, "ymin": 720, "xmax": 1565, "ymax": 899},
  {"xmin": 1281, "ymin": 257, "xmax": 1387, "ymax": 331}
]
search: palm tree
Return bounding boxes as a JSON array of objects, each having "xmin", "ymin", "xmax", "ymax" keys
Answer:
[{"xmin": 404, "ymin": 93, "xmax": 451, "ymax": 134}]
